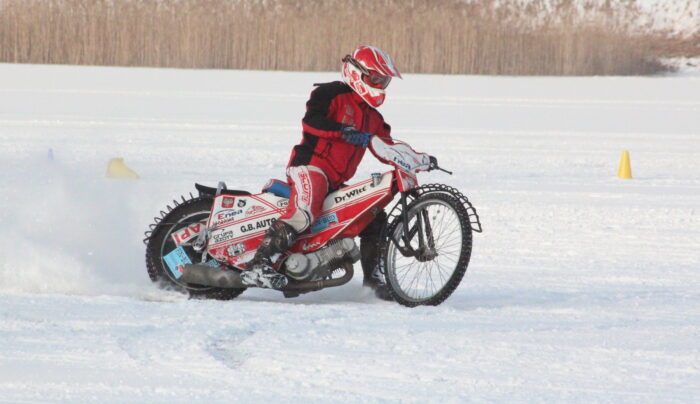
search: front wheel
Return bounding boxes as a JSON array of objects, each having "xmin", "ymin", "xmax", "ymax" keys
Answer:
[{"xmin": 379, "ymin": 192, "xmax": 473, "ymax": 307}]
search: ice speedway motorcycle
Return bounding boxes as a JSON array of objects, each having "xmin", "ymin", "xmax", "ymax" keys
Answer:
[{"xmin": 144, "ymin": 137, "xmax": 482, "ymax": 307}]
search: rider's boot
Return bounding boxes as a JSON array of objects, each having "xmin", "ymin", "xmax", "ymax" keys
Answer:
[
  {"xmin": 359, "ymin": 212, "xmax": 394, "ymax": 301},
  {"xmin": 241, "ymin": 220, "xmax": 296, "ymax": 290}
]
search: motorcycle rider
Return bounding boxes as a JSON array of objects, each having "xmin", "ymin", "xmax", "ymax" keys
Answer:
[{"xmin": 240, "ymin": 45, "xmax": 401, "ymax": 300}]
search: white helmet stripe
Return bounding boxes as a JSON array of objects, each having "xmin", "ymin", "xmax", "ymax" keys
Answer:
[{"xmin": 367, "ymin": 46, "xmax": 400, "ymax": 78}]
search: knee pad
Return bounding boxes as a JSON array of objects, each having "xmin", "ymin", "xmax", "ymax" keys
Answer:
[{"xmin": 280, "ymin": 210, "xmax": 312, "ymax": 233}]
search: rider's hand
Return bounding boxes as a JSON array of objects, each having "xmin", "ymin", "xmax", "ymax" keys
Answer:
[
  {"xmin": 429, "ymin": 155, "xmax": 439, "ymax": 171},
  {"xmin": 341, "ymin": 126, "xmax": 373, "ymax": 148}
]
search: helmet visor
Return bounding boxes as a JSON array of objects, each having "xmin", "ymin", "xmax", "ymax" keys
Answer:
[
  {"xmin": 344, "ymin": 55, "xmax": 392, "ymax": 89},
  {"xmin": 362, "ymin": 72, "xmax": 391, "ymax": 89}
]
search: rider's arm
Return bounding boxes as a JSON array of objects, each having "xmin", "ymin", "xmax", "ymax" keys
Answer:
[
  {"xmin": 379, "ymin": 122, "xmax": 392, "ymax": 140},
  {"xmin": 371, "ymin": 107, "xmax": 392, "ymax": 140},
  {"xmin": 301, "ymin": 85, "xmax": 344, "ymax": 138}
]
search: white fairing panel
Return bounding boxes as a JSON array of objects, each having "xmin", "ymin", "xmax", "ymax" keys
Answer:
[
  {"xmin": 370, "ymin": 137, "xmax": 431, "ymax": 175},
  {"xmin": 206, "ymin": 193, "xmax": 288, "ymax": 257},
  {"xmin": 320, "ymin": 171, "xmax": 393, "ymax": 211}
]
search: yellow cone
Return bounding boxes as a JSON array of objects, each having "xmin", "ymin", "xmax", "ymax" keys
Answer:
[
  {"xmin": 106, "ymin": 157, "xmax": 139, "ymax": 179},
  {"xmin": 617, "ymin": 151, "xmax": 632, "ymax": 179}
]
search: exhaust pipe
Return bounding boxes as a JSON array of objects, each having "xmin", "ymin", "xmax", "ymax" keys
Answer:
[
  {"xmin": 283, "ymin": 261, "xmax": 354, "ymax": 292},
  {"xmin": 181, "ymin": 262, "xmax": 354, "ymax": 293},
  {"xmin": 180, "ymin": 264, "xmax": 247, "ymax": 289}
]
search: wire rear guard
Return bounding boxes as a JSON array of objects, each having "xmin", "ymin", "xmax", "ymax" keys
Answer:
[{"xmin": 143, "ymin": 192, "xmax": 199, "ymax": 245}]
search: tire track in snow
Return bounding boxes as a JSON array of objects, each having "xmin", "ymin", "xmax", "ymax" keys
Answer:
[{"xmin": 205, "ymin": 329, "xmax": 256, "ymax": 370}]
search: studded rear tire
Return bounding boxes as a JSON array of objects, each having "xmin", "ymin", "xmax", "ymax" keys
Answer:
[{"xmin": 145, "ymin": 196, "xmax": 246, "ymax": 300}]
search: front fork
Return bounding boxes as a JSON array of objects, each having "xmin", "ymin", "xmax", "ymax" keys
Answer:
[{"xmin": 394, "ymin": 192, "xmax": 436, "ymax": 260}]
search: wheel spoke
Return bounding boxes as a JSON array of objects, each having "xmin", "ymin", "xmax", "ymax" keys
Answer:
[
  {"xmin": 433, "ymin": 256, "xmax": 452, "ymax": 281},
  {"xmin": 426, "ymin": 261, "xmax": 438, "ymax": 296},
  {"xmin": 396, "ymin": 257, "xmax": 417, "ymax": 285},
  {"xmin": 434, "ymin": 258, "xmax": 447, "ymax": 285}
]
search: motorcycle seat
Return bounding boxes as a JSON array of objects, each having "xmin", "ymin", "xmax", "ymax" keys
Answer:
[
  {"xmin": 195, "ymin": 183, "xmax": 251, "ymax": 197},
  {"xmin": 262, "ymin": 179, "xmax": 291, "ymax": 199}
]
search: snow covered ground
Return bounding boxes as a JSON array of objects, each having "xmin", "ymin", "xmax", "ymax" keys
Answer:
[{"xmin": 0, "ymin": 63, "xmax": 699, "ymax": 402}]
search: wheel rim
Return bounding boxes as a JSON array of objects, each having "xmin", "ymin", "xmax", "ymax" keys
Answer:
[
  {"xmin": 386, "ymin": 199, "xmax": 463, "ymax": 303},
  {"xmin": 159, "ymin": 211, "xmax": 211, "ymax": 290}
]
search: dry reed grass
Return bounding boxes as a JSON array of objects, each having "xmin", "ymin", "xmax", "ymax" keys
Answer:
[{"xmin": 0, "ymin": 0, "xmax": 692, "ymax": 75}]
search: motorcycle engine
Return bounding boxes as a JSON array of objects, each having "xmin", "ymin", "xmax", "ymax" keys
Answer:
[{"xmin": 283, "ymin": 238, "xmax": 361, "ymax": 281}]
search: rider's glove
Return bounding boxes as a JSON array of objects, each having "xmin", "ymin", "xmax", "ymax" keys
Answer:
[
  {"xmin": 428, "ymin": 155, "xmax": 439, "ymax": 171},
  {"xmin": 341, "ymin": 126, "xmax": 373, "ymax": 148}
]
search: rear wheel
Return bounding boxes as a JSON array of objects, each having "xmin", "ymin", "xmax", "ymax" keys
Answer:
[
  {"xmin": 380, "ymin": 193, "xmax": 472, "ymax": 307},
  {"xmin": 145, "ymin": 197, "xmax": 246, "ymax": 300}
]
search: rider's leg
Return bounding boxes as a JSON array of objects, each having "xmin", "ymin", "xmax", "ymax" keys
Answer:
[
  {"xmin": 242, "ymin": 166, "xmax": 328, "ymax": 289},
  {"xmin": 278, "ymin": 166, "xmax": 329, "ymax": 233},
  {"xmin": 359, "ymin": 210, "xmax": 393, "ymax": 301},
  {"xmin": 240, "ymin": 220, "xmax": 296, "ymax": 289}
]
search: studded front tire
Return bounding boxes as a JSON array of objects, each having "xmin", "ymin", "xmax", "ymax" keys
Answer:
[{"xmin": 379, "ymin": 193, "xmax": 473, "ymax": 307}]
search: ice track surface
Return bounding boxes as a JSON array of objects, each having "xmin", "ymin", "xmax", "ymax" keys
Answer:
[{"xmin": 0, "ymin": 64, "xmax": 699, "ymax": 403}]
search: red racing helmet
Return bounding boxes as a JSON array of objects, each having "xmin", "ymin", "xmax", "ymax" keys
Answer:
[{"xmin": 342, "ymin": 45, "xmax": 402, "ymax": 108}]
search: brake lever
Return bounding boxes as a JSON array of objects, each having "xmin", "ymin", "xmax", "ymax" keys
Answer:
[
  {"xmin": 436, "ymin": 166, "xmax": 453, "ymax": 175},
  {"xmin": 430, "ymin": 163, "xmax": 453, "ymax": 175}
]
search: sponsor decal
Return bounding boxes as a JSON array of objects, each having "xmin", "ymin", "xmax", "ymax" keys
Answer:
[
  {"xmin": 302, "ymin": 240, "xmax": 322, "ymax": 251},
  {"xmin": 298, "ymin": 170, "xmax": 312, "ymax": 206},
  {"xmin": 211, "ymin": 229, "xmax": 235, "ymax": 244},
  {"xmin": 334, "ymin": 185, "xmax": 368, "ymax": 204},
  {"xmin": 370, "ymin": 172, "xmax": 382, "ymax": 187},
  {"xmin": 240, "ymin": 217, "xmax": 276, "ymax": 233},
  {"xmin": 392, "ymin": 156, "xmax": 412, "ymax": 171},
  {"xmin": 204, "ymin": 259, "xmax": 221, "ymax": 268},
  {"xmin": 310, "ymin": 213, "xmax": 339, "ymax": 233},
  {"xmin": 222, "ymin": 197, "xmax": 235, "ymax": 208},
  {"xmin": 227, "ymin": 243, "xmax": 246, "ymax": 257},
  {"xmin": 163, "ymin": 246, "xmax": 192, "ymax": 279},
  {"xmin": 209, "ymin": 247, "xmax": 227, "ymax": 260},
  {"xmin": 277, "ymin": 199, "xmax": 289, "ymax": 208},
  {"xmin": 237, "ymin": 199, "xmax": 247, "ymax": 208},
  {"xmin": 172, "ymin": 223, "xmax": 203, "ymax": 245},
  {"xmin": 245, "ymin": 206, "xmax": 266, "ymax": 216},
  {"xmin": 342, "ymin": 104, "xmax": 355, "ymax": 126},
  {"xmin": 213, "ymin": 209, "xmax": 243, "ymax": 226}
]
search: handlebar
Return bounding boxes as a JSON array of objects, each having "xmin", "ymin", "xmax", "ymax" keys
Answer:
[
  {"xmin": 433, "ymin": 166, "xmax": 453, "ymax": 175},
  {"xmin": 428, "ymin": 156, "xmax": 453, "ymax": 175}
]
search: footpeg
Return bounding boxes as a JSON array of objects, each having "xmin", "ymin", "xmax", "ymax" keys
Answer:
[{"xmin": 240, "ymin": 266, "xmax": 288, "ymax": 290}]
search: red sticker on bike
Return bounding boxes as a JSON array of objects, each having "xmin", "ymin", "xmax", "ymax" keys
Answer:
[{"xmin": 222, "ymin": 197, "xmax": 235, "ymax": 208}]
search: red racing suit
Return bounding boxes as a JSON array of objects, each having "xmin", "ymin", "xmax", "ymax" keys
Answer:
[
  {"xmin": 279, "ymin": 81, "xmax": 392, "ymax": 232},
  {"xmin": 289, "ymin": 81, "xmax": 392, "ymax": 188}
]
